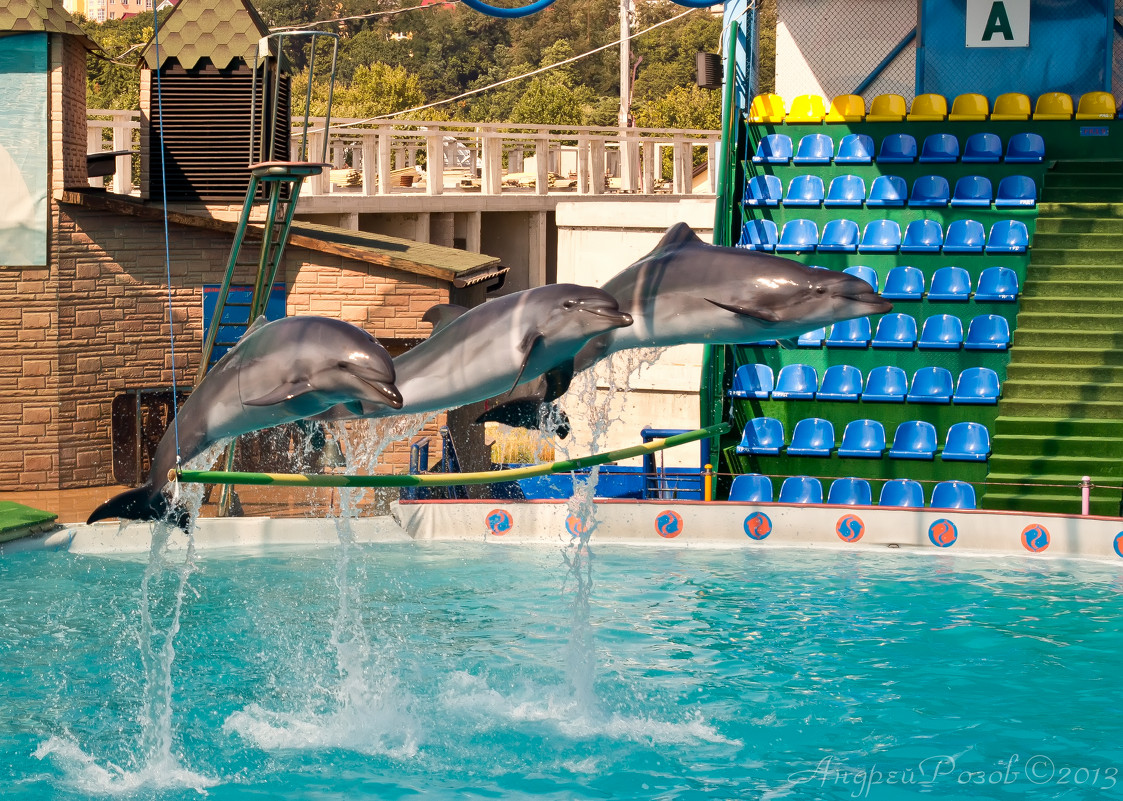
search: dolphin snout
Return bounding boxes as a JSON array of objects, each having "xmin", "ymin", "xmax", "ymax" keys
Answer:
[
  {"xmin": 585, "ymin": 308, "xmax": 633, "ymax": 326},
  {"xmin": 372, "ymin": 381, "xmax": 404, "ymax": 409}
]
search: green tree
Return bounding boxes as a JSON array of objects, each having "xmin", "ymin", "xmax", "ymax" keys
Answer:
[
  {"xmin": 633, "ymin": 84, "xmax": 721, "ymax": 130},
  {"xmin": 294, "ymin": 61, "xmax": 425, "ymax": 118},
  {"xmin": 79, "ymin": 12, "xmax": 155, "ymax": 110}
]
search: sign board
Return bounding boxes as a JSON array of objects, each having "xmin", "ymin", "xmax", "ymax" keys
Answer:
[{"xmin": 966, "ymin": 0, "xmax": 1030, "ymax": 47}]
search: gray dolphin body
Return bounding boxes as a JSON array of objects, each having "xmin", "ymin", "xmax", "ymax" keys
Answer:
[
  {"xmin": 479, "ymin": 222, "xmax": 893, "ymax": 429},
  {"xmin": 87, "ymin": 316, "xmax": 402, "ymax": 526},
  {"xmin": 316, "ymin": 283, "xmax": 634, "ymax": 423}
]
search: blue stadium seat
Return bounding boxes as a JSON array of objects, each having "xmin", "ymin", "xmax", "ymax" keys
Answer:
[
  {"xmin": 995, "ymin": 175, "xmax": 1037, "ymax": 208},
  {"xmin": 729, "ymin": 363, "xmax": 774, "ymax": 398},
  {"xmin": 859, "ymin": 219, "xmax": 902, "ymax": 252},
  {"xmin": 962, "ymin": 132, "xmax": 1003, "ymax": 163},
  {"xmin": 964, "ymin": 314, "xmax": 1011, "ymax": 350},
  {"xmin": 918, "ymin": 314, "xmax": 964, "ymax": 349},
  {"xmin": 787, "ymin": 417, "xmax": 835, "ymax": 457},
  {"xmin": 776, "ymin": 218, "xmax": 819, "ymax": 252},
  {"xmin": 752, "ymin": 133, "xmax": 793, "ymax": 164},
  {"xmin": 744, "ymin": 174, "xmax": 783, "ymax": 207},
  {"xmin": 843, "ymin": 264, "xmax": 878, "ymax": 291},
  {"xmin": 930, "ymin": 480, "xmax": 977, "ymax": 509},
  {"xmin": 900, "ymin": 219, "xmax": 943, "ymax": 253},
  {"xmin": 942, "ymin": 219, "xmax": 987, "ymax": 254},
  {"xmin": 825, "ymin": 174, "xmax": 866, "ymax": 207},
  {"xmin": 926, "ymin": 266, "xmax": 972, "ymax": 301},
  {"xmin": 986, "ymin": 220, "xmax": 1029, "ymax": 253},
  {"xmin": 827, "ymin": 477, "xmax": 872, "ymax": 506},
  {"xmin": 1005, "ymin": 132, "xmax": 1045, "ymax": 163},
  {"xmin": 793, "ymin": 133, "xmax": 834, "ymax": 165},
  {"xmin": 825, "ymin": 317, "xmax": 871, "ymax": 348},
  {"xmin": 871, "ymin": 313, "xmax": 917, "ymax": 349},
  {"xmin": 818, "ymin": 219, "xmax": 860, "ymax": 252},
  {"xmin": 779, "ymin": 475, "xmax": 823, "ymax": 504},
  {"xmin": 797, "ymin": 327, "xmax": 825, "ymax": 348},
  {"xmin": 974, "ymin": 266, "xmax": 1019, "ymax": 301},
  {"xmin": 735, "ymin": 417, "xmax": 784, "ymax": 455},
  {"xmin": 879, "ymin": 478, "xmax": 925, "ymax": 508},
  {"xmin": 881, "ymin": 265, "xmax": 925, "ymax": 300},
  {"xmin": 738, "ymin": 219, "xmax": 778, "ymax": 251},
  {"xmin": 783, "ymin": 174, "xmax": 825, "ymax": 207},
  {"xmin": 942, "ymin": 421, "xmax": 991, "ymax": 461},
  {"xmin": 728, "ymin": 473, "xmax": 773, "ymax": 502},
  {"xmin": 887, "ymin": 420, "xmax": 938, "ymax": 460},
  {"xmin": 862, "ymin": 365, "xmax": 908, "ymax": 402},
  {"xmin": 877, "ymin": 133, "xmax": 917, "ymax": 163},
  {"xmin": 771, "ymin": 363, "xmax": 818, "ymax": 400},
  {"xmin": 816, "ymin": 364, "xmax": 863, "ymax": 401},
  {"xmin": 909, "ymin": 175, "xmax": 950, "ymax": 207},
  {"xmin": 834, "ymin": 133, "xmax": 875, "ymax": 164},
  {"xmin": 950, "ymin": 175, "xmax": 993, "ymax": 207},
  {"xmin": 838, "ymin": 419, "xmax": 886, "ymax": 457},
  {"xmin": 866, "ymin": 175, "xmax": 908, "ymax": 207},
  {"xmin": 906, "ymin": 366, "xmax": 954, "ymax": 403},
  {"xmin": 953, "ymin": 367, "xmax": 1001, "ymax": 405},
  {"xmin": 919, "ymin": 133, "xmax": 959, "ymax": 163}
]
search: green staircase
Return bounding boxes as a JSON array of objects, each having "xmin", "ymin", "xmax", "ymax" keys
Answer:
[{"xmin": 982, "ymin": 161, "xmax": 1123, "ymax": 516}]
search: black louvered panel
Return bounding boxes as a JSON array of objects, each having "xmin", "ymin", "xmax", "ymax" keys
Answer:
[{"xmin": 148, "ymin": 60, "xmax": 292, "ymax": 202}]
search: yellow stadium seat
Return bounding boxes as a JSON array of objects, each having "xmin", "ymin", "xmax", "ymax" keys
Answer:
[
  {"xmin": 825, "ymin": 94, "xmax": 865, "ymax": 122},
  {"xmin": 749, "ymin": 93, "xmax": 786, "ymax": 123},
  {"xmin": 948, "ymin": 93, "xmax": 990, "ymax": 121},
  {"xmin": 866, "ymin": 94, "xmax": 907, "ymax": 122},
  {"xmin": 785, "ymin": 94, "xmax": 827, "ymax": 123},
  {"xmin": 1076, "ymin": 91, "xmax": 1117, "ymax": 120},
  {"xmin": 907, "ymin": 93, "xmax": 947, "ymax": 121},
  {"xmin": 1033, "ymin": 92, "xmax": 1074, "ymax": 120},
  {"xmin": 991, "ymin": 92, "xmax": 1032, "ymax": 120}
]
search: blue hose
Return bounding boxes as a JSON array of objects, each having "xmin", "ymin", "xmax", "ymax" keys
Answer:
[{"xmin": 459, "ymin": 0, "xmax": 717, "ymax": 18}]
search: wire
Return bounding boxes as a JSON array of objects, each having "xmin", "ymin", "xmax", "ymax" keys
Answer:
[
  {"xmin": 270, "ymin": 1, "xmax": 461, "ymax": 31},
  {"xmin": 326, "ymin": 5, "xmax": 700, "ymax": 127}
]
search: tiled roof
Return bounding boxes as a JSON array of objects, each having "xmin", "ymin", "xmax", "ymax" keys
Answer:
[
  {"xmin": 141, "ymin": 0, "xmax": 269, "ymax": 71},
  {"xmin": 0, "ymin": 0, "xmax": 99, "ymax": 50}
]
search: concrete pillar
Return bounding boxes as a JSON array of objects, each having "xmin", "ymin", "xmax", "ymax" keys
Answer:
[
  {"xmin": 534, "ymin": 138, "xmax": 550, "ymax": 195},
  {"xmin": 425, "ymin": 128, "xmax": 444, "ymax": 196},
  {"xmin": 528, "ymin": 211, "xmax": 547, "ymax": 287},
  {"xmin": 431, "ymin": 212, "xmax": 455, "ymax": 248},
  {"xmin": 339, "ymin": 213, "xmax": 360, "ymax": 230},
  {"xmin": 642, "ymin": 141, "xmax": 655, "ymax": 194},
  {"xmin": 706, "ymin": 142, "xmax": 718, "ymax": 194},
  {"xmin": 361, "ymin": 133, "xmax": 376, "ymax": 197},
  {"xmin": 465, "ymin": 210, "xmax": 482, "ymax": 253},
  {"xmin": 576, "ymin": 139, "xmax": 590, "ymax": 195},
  {"xmin": 481, "ymin": 131, "xmax": 502, "ymax": 195},
  {"xmin": 414, "ymin": 212, "xmax": 431, "ymax": 244},
  {"xmin": 377, "ymin": 132, "xmax": 392, "ymax": 195},
  {"xmin": 112, "ymin": 123, "xmax": 130, "ymax": 194},
  {"xmin": 620, "ymin": 133, "xmax": 639, "ymax": 193},
  {"xmin": 589, "ymin": 139, "xmax": 605, "ymax": 195}
]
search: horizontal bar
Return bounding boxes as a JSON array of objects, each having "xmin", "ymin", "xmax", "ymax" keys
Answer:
[{"xmin": 174, "ymin": 423, "xmax": 729, "ymax": 488}]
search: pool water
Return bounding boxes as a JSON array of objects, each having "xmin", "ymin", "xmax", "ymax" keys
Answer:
[{"xmin": 3, "ymin": 542, "xmax": 1122, "ymax": 799}]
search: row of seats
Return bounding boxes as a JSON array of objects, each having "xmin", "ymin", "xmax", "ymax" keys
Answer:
[
  {"xmin": 737, "ymin": 418, "xmax": 991, "ymax": 461},
  {"xmin": 730, "ymin": 473, "xmax": 978, "ymax": 510},
  {"xmin": 793, "ymin": 314, "xmax": 1009, "ymax": 351},
  {"xmin": 745, "ymin": 173, "xmax": 1036, "ymax": 209},
  {"xmin": 730, "ymin": 364, "xmax": 1000, "ymax": 404},
  {"xmin": 822, "ymin": 264, "xmax": 1018, "ymax": 301},
  {"xmin": 740, "ymin": 217, "xmax": 1029, "ymax": 255},
  {"xmin": 752, "ymin": 132, "xmax": 1044, "ymax": 165},
  {"xmin": 748, "ymin": 91, "xmax": 1117, "ymax": 124}
]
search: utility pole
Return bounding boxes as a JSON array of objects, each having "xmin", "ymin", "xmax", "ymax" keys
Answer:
[{"xmin": 619, "ymin": 0, "xmax": 632, "ymax": 128}]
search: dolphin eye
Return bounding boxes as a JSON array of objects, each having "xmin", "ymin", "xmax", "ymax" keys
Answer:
[
  {"xmin": 815, "ymin": 286, "xmax": 827, "ymax": 295},
  {"xmin": 563, "ymin": 299, "xmax": 577, "ymax": 309}
]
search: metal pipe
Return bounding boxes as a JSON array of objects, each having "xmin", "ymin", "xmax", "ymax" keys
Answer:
[{"xmin": 1081, "ymin": 475, "xmax": 1091, "ymax": 516}]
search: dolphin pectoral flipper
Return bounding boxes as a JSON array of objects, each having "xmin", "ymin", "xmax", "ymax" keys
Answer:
[
  {"xmin": 507, "ymin": 331, "xmax": 545, "ymax": 395},
  {"xmin": 243, "ymin": 381, "xmax": 316, "ymax": 406},
  {"xmin": 705, "ymin": 298, "xmax": 784, "ymax": 323},
  {"xmin": 422, "ymin": 303, "xmax": 469, "ymax": 337}
]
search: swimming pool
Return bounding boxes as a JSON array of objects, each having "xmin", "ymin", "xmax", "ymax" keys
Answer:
[{"xmin": 4, "ymin": 542, "xmax": 1122, "ymax": 799}]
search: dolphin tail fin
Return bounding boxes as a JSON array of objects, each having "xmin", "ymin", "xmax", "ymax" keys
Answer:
[
  {"xmin": 86, "ymin": 485, "xmax": 192, "ymax": 531},
  {"xmin": 475, "ymin": 401, "xmax": 571, "ymax": 439}
]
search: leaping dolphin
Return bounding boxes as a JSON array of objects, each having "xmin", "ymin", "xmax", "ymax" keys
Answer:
[
  {"xmin": 478, "ymin": 222, "xmax": 893, "ymax": 429},
  {"xmin": 87, "ymin": 316, "xmax": 402, "ymax": 526}
]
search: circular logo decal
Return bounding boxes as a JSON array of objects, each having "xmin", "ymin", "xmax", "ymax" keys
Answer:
[
  {"xmin": 743, "ymin": 512, "xmax": 772, "ymax": 540},
  {"xmin": 928, "ymin": 519, "xmax": 958, "ymax": 548},
  {"xmin": 486, "ymin": 509, "xmax": 512, "ymax": 535},
  {"xmin": 655, "ymin": 510, "xmax": 683, "ymax": 538},
  {"xmin": 836, "ymin": 514, "xmax": 864, "ymax": 543},
  {"xmin": 565, "ymin": 514, "xmax": 589, "ymax": 538},
  {"xmin": 1021, "ymin": 524, "xmax": 1050, "ymax": 553},
  {"xmin": 1114, "ymin": 532, "xmax": 1123, "ymax": 559}
]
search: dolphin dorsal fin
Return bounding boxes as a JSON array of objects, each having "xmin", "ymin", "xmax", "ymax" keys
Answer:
[
  {"xmin": 245, "ymin": 315, "xmax": 269, "ymax": 336},
  {"xmin": 654, "ymin": 222, "xmax": 704, "ymax": 252},
  {"xmin": 422, "ymin": 304, "xmax": 468, "ymax": 337}
]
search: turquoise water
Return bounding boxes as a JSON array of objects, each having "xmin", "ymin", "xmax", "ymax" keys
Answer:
[{"xmin": 3, "ymin": 542, "xmax": 1123, "ymax": 799}]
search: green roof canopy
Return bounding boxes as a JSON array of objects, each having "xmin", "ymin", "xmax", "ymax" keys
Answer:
[
  {"xmin": 141, "ymin": 0, "xmax": 270, "ymax": 71},
  {"xmin": 0, "ymin": 0, "xmax": 98, "ymax": 50}
]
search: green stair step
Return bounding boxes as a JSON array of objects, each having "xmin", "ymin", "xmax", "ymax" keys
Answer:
[
  {"xmin": 1018, "ymin": 296, "xmax": 1123, "ymax": 314},
  {"xmin": 980, "ymin": 491, "xmax": 1114, "ymax": 516},
  {"xmin": 992, "ymin": 416, "xmax": 1123, "ymax": 438},
  {"xmin": 1022, "ymin": 279, "xmax": 1123, "ymax": 298},
  {"xmin": 1013, "ymin": 311, "xmax": 1123, "ymax": 331},
  {"xmin": 1012, "ymin": 329, "xmax": 1123, "ymax": 349},
  {"xmin": 1042, "ymin": 189, "xmax": 1123, "ymax": 203},
  {"xmin": 1028, "ymin": 266, "xmax": 1123, "ymax": 282},
  {"xmin": 1029, "ymin": 232, "xmax": 1123, "ymax": 249},
  {"xmin": 1005, "ymin": 362, "xmax": 1123, "ymax": 382},
  {"xmin": 1002, "ymin": 379, "xmax": 1123, "ymax": 402},
  {"xmin": 991, "ymin": 397, "xmax": 1123, "ymax": 419},
  {"xmin": 985, "ymin": 459, "xmax": 1123, "ymax": 480},
  {"xmin": 990, "ymin": 434, "xmax": 1123, "ymax": 459},
  {"xmin": 1027, "ymin": 248, "xmax": 1123, "ymax": 265},
  {"xmin": 1034, "ymin": 217, "xmax": 1123, "ymax": 234},
  {"xmin": 1035, "ymin": 202, "xmax": 1123, "ymax": 219},
  {"xmin": 1002, "ymin": 346, "xmax": 1123, "ymax": 366}
]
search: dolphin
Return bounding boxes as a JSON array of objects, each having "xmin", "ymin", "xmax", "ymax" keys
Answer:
[
  {"xmin": 87, "ymin": 315, "xmax": 402, "ymax": 526},
  {"xmin": 315, "ymin": 283, "xmax": 634, "ymax": 423},
  {"xmin": 478, "ymin": 222, "xmax": 893, "ymax": 429}
]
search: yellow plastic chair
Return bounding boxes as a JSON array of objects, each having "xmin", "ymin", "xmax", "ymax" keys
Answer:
[
  {"xmin": 991, "ymin": 92, "xmax": 1032, "ymax": 120},
  {"xmin": 1033, "ymin": 92, "xmax": 1074, "ymax": 120},
  {"xmin": 785, "ymin": 94, "xmax": 827, "ymax": 123},
  {"xmin": 948, "ymin": 93, "xmax": 989, "ymax": 121},
  {"xmin": 866, "ymin": 94, "xmax": 907, "ymax": 122},
  {"xmin": 749, "ymin": 93, "xmax": 786, "ymax": 123},
  {"xmin": 1076, "ymin": 91, "xmax": 1117, "ymax": 120},
  {"xmin": 825, "ymin": 94, "xmax": 865, "ymax": 123},
  {"xmin": 907, "ymin": 93, "xmax": 947, "ymax": 121}
]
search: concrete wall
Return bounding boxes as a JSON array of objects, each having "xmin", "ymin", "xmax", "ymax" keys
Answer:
[{"xmin": 554, "ymin": 198, "xmax": 716, "ymax": 468}]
